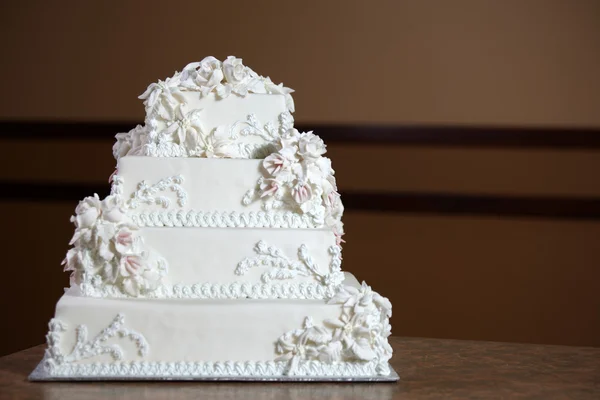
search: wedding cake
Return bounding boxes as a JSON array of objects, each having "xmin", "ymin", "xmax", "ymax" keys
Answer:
[{"xmin": 31, "ymin": 56, "xmax": 396, "ymax": 381}]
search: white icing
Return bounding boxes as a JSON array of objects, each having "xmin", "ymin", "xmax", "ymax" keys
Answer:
[
  {"xmin": 125, "ymin": 175, "xmax": 187, "ymax": 209},
  {"xmin": 68, "ymin": 206, "xmax": 339, "ymax": 299},
  {"xmin": 129, "ymin": 209, "xmax": 319, "ymax": 229},
  {"xmin": 236, "ymin": 241, "xmax": 344, "ymax": 288},
  {"xmin": 276, "ymin": 282, "xmax": 393, "ymax": 376},
  {"xmin": 44, "ymin": 314, "xmax": 148, "ymax": 372},
  {"xmin": 71, "ymin": 170, "xmax": 339, "ymax": 299},
  {"xmin": 243, "ymin": 129, "xmax": 345, "ymax": 240},
  {"xmin": 135, "ymin": 108, "xmax": 292, "ymax": 159},
  {"xmin": 113, "ymin": 125, "xmax": 146, "ymax": 160},
  {"xmin": 53, "ymin": 277, "xmax": 360, "ymax": 362},
  {"xmin": 39, "ymin": 275, "xmax": 392, "ymax": 378},
  {"xmin": 115, "ymin": 157, "xmax": 340, "ymax": 232},
  {"xmin": 79, "ymin": 281, "xmax": 336, "ymax": 300},
  {"xmin": 63, "ymin": 193, "xmax": 168, "ymax": 297},
  {"xmin": 117, "ymin": 157, "xmax": 264, "ymax": 214},
  {"xmin": 139, "ymin": 109, "xmax": 292, "ymax": 159},
  {"xmin": 231, "ymin": 112, "xmax": 293, "ymax": 142},
  {"xmin": 112, "ymin": 56, "xmax": 295, "ymax": 161},
  {"xmin": 140, "ymin": 227, "xmax": 338, "ymax": 293},
  {"xmin": 139, "ymin": 56, "xmax": 294, "ymax": 119},
  {"xmin": 48, "ymin": 55, "xmax": 394, "ymax": 380},
  {"xmin": 41, "ymin": 359, "xmax": 381, "ymax": 379}
]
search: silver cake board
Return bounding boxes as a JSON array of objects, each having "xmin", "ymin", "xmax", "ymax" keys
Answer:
[{"xmin": 29, "ymin": 360, "xmax": 399, "ymax": 382}]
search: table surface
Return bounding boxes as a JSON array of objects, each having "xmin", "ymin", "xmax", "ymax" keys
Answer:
[{"xmin": 1, "ymin": 337, "xmax": 599, "ymax": 400}]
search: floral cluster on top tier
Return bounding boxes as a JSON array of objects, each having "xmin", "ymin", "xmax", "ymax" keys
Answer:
[
  {"xmin": 112, "ymin": 56, "xmax": 295, "ymax": 160},
  {"xmin": 243, "ymin": 129, "xmax": 345, "ymax": 241},
  {"xmin": 140, "ymin": 55, "xmax": 294, "ymax": 119},
  {"xmin": 63, "ymin": 194, "xmax": 167, "ymax": 297}
]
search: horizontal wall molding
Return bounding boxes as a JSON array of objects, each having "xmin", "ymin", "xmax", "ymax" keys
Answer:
[
  {"xmin": 2, "ymin": 121, "xmax": 600, "ymax": 149},
  {"xmin": 4, "ymin": 182, "xmax": 600, "ymax": 220},
  {"xmin": 342, "ymin": 191, "xmax": 600, "ymax": 220}
]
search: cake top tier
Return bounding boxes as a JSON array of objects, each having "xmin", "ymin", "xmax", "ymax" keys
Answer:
[
  {"xmin": 140, "ymin": 56, "xmax": 295, "ymax": 117},
  {"xmin": 114, "ymin": 56, "xmax": 295, "ymax": 160}
]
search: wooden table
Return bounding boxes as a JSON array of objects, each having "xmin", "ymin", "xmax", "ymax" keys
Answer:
[{"xmin": 1, "ymin": 337, "xmax": 598, "ymax": 399}]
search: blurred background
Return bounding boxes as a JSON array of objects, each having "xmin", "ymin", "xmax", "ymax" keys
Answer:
[{"xmin": 1, "ymin": 0, "xmax": 599, "ymax": 356}]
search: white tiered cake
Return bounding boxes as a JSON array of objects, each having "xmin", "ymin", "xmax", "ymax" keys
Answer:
[{"xmin": 31, "ymin": 56, "xmax": 396, "ymax": 381}]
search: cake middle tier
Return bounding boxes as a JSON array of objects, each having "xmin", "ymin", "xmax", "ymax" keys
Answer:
[
  {"xmin": 113, "ymin": 156, "xmax": 330, "ymax": 229},
  {"xmin": 116, "ymin": 156, "xmax": 265, "ymax": 215},
  {"xmin": 80, "ymin": 226, "xmax": 344, "ymax": 300}
]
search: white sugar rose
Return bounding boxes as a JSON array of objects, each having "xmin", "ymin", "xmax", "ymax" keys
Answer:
[
  {"xmin": 113, "ymin": 125, "xmax": 145, "ymax": 160},
  {"xmin": 198, "ymin": 57, "xmax": 224, "ymax": 95},
  {"xmin": 73, "ymin": 194, "xmax": 102, "ymax": 229},
  {"xmin": 113, "ymin": 131, "xmax": 131, "ymax": 160},
  {"xmin": 198, "ymin": 56, "xmax": 222, "ymax": 79},
  {"xmin": 181, "ymin": 56, "xmax": 224, "ymax": 96},
  {"xmin": 305, "ymin": 157, "xmax": 334, "ymax": 184},
  {"xmin": 298, "ymin": 132, "xmax": 326, "ymax": 161},
  {"xmin": 223, "ymin": 56, "xmax": 251, "ymax": 85},
  {"xmin": 75, "ymin": 194, "xmax": 101, "ymax": 215},
  {"xmin": 101, "ymin": 195, "xmax": 125, "ymax": 223},
  {"xmin": 128, "ymin": 126, "xmax": 145, "ymax": 156}
]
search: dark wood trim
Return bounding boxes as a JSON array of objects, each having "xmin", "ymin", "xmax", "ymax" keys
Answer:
[
  {"xmin": 4, "ymin": 182, "xmax": 600, "ymax": 220},
  {"xmin": 2, "ymin": 182, "xmax": 111, "ymax": 203},
  {"xmin": 342, "ymin": 191, "xmax": 600, "ymax": 220},
  {"xmin": 300, "ymin": 124, "xmax": 600, "ymax": 149},
  {"xmin": 2, "ymin": 121, "xmax": 600, "ymax": 149},
  {"xmin": 0, "ymin": 121, "xmax": 132, "ymax": 140}
]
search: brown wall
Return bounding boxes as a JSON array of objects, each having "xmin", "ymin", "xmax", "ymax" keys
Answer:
[
  {"xmin": 1, "ymin": 1, "xmax": 600, "ymax": 356},
  {"xmin": 1, "ymin": 0, "xmax": 600, "ymax": 126}
]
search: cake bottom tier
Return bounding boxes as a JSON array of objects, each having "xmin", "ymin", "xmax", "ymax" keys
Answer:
[{"xmin": 32, "ymin": 273, "xmax": 395, "ymax": 380}]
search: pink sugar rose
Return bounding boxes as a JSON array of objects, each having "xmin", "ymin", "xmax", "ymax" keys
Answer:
[
  {"xmin": 119, "ymin": 255, "xmax": 143, "ymax": 277},
  {"xmin": 115, "ymin": 228, "xmax": 135, "ymax": 254},
  {"xmin": 263, "ymin": 153, "xmax": 288, "ymax": 176},
  {"xmin": 260, "ymin": 178, "xmax": 280, "ymax": 198},
  {"xmin": 292, "ymin": 181, "xmax": 313, "ymax": 204}
]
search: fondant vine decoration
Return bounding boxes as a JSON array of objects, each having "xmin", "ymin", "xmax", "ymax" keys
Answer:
[
  {"xmin": 126, "ymin": 175, "xmax": 187, "ymax": 209},
  {"xmin": 235, "ymin": 241, "xmax": 344, "ymax": 288},
  {"xmin": 44, "ymin": 313, "xmax": 148, "ymax": 369}
]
